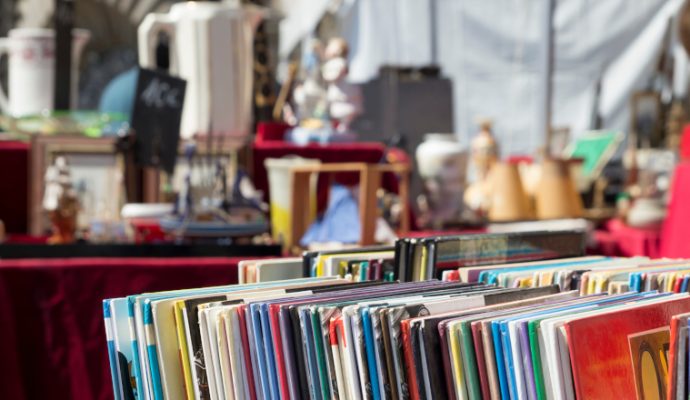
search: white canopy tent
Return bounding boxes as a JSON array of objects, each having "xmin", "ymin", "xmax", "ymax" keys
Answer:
[{"xmin": 274, "ymin": 0, "xmax": 690, "ymax": 156}]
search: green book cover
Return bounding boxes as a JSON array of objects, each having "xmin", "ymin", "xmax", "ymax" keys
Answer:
[
  {"xmin": 459, "ymin": 321, "xmax": 483, "ymax": 400},
  {"xmin": 310, "ymin": 307, "xmax": 331, "ymax": 399},
  {"xmin": 528, "ymin": 320, "xmax": 547, "ymax": 400}
]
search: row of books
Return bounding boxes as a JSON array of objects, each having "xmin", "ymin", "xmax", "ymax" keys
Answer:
[
  {"xmin": 442, "ymin": 254, "xmax": 690, "ymax": 295},
  {"xmin": 104, "ymin": 272, "xmax": 690, "ymax": 399},
  {"xmin": 237, "ymin": 230, "xmax": 586, "ymax": 284},
  {"xmin": 103, "ymin": 230, "xmax": 690, "ymax": 400}
]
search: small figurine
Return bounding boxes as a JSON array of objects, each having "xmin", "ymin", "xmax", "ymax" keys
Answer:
[
  {"xmin": 43, "ymin": 157, "xmax": 79, "ymax": 244},
  {"xmin": 470, "ymin": 118, "xmax": 499, "ymax": 181},
  {"xmin": 291, "ymin": 37, "xmax": 329, "ymax": 125},
  {"xmin": 464, "ymin": 119, "xmax": 499, "ymax": 218},
  {"xmin": 322, "ymin": 37, "xmax": 362, "ymax": 136}
]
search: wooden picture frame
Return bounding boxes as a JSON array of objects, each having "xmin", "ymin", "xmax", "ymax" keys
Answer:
[{"xmin": 29, "ymin": 135, "xmax": 123, "ymax": 235}]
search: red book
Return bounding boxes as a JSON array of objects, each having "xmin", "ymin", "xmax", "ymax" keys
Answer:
[
  {"xmin": 673, "ymin": 276, "xmax": 683, "ymax": 293},
  {"xmin": 471, "ymin": 320, "xmax": 492, "ymax": 399},
  {"xmin": 667, "ymin": 312, "xmax": 690, "ymax": 399},
  {"xmin": 565, "ymin": 297, "xmax": 690, "ymax": 399},
  {"xmin": 400, "ymin": 319, "xmax": 421, "ymax": 400},
  {"xmin": 237, "ymin": 305, "xmax": 257, "ymax": 400},
  {"xmin": 437, "ymin": 320, "xmax": 457, "ymax": 400},
  {"xmin": 268, "ymin": 304, "xmax": 290, "ymax": 399}
]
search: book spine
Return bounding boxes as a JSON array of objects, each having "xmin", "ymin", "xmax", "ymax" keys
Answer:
[
  {"xmin": 143, "ymin": 301, "xmax": 164, "ymax": 400},
  {"xmin": 128, "ymin": 298, "xmax": 145, "ymax": 400},
  {"xmin": 401, "ymin": 321, "xmax": 418, "ymax": 400},
  {"xmin": 104, "ymin": 300, "xmax": 123, "ymax": 400}
]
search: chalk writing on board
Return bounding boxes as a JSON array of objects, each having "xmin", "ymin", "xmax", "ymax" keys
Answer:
[{"xmin": 140, "ymin": 78, "xmax": 182, "ymax": 109}]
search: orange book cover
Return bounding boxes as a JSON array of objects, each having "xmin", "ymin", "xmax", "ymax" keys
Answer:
[
  {"xmin": 565, "ymin": 297, "xmax": 690, "ymax": 399},
  {"xmin": 401, "ymin": 319, "xmax": 420, "ymax": 400}
]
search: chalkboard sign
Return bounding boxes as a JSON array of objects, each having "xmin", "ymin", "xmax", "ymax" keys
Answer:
[
  {"xmin": 131, "ymin": 67, "xmax": 186, "ymax": 175},
  {"xmin": 54, "ymin": 0, "xmax": 74, "ymax": 110}
]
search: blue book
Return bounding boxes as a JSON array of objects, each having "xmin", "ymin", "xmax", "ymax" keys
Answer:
[
  {"xmin": 491, "ymin": 320, "xmax": 510, "ymax": 400},
  {"xmin": 361, "ymin": 307, "xmax": 381, "ymax": 400},
  {"xmin": 103, "ymin": 300, "xmax": 122, "ymax": 400},
  {"xmin": 127, "ymin": 297, "xmax": 147, "ymax": 400},
  {"xmin": 300, "ymin": 306, "xmax": 322, "ymax": 400},
  {"xmin": 260, "ymin": 302, "xmax": 280, "ymax": 399},
  {"xmin": 110, "ymin": 298, "xmax": 137, "ymax": 400},
  {"xmin": 249, "ymin": 302, "xmax": 274, "ymax": 399}
]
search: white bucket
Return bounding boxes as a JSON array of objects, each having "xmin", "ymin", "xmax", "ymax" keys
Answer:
[{"xmin": 264, "ymin": 156, "xmax": 321, "ymax": 246}]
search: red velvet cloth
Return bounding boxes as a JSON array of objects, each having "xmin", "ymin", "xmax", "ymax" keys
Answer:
[
  {"xmin": 661, "ymin": 161, "xmax": 690, "ymax": 257},
  {"xmin": 592, "ymin": 218, "xmax": 661, "ymax": 258},
  {"xmin": 0, "ymin": 141, "xmax": 29, "ymax": 234},
  {"xmin": 0, "ymin": 257, "xmax": 258, "ymax": 400}
]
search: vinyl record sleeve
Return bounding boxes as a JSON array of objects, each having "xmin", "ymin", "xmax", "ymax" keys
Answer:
[
  {"xmin": 103, "ymin": 300, "xmax": 123, "ymax": 400},
  {"xmin": 380, "ymin": 308, "xmax": 400, "ymax": 400},
  {"xmin": 667, "ymin": 312, "xmax": 690, "ymax": 399},
  {"xmin": 329, "ymin": 315, "xmax": 347, "ymax": 400},
  {"xmin": 183, "ymin": 296, "xmax": 226, "ymax": 400},
  {"xmin": 109, "ymin": 298, "xmax": 138, "ymax": 400},
  {"xmin": 372, "ymin": 307, "xmax": 393, "ymax": 399},
  {"xmin": 215, "ymin": 311, "xmax": 236, "ymax": 400},
  {"xmin": 401, "ymin": 319, "xmax": 420, "ymax": 400},
  {"xmin": 679, "ymin": 321, "xmax": 689, "ymax": 400},
  {"xmin": 362, "ymin": 307, "xmax": 382, "ymax": 400},
  {"xmin": 237, "ymin": 305, "xmax": 259, "ymax": 400},
  {"xmin": 255, "ymin": 257, "xmax": 304, "ymax": 282},
  {"xmin": 562, "ymin": 295, "xmax": 690, "ymax": 399}
]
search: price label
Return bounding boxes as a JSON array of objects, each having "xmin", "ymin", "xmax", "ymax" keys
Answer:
[{"xmin": 131, "ymin": 67, "xmax": 186, "ymax": 175}]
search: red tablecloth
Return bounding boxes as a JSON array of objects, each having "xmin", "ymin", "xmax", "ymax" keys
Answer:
[
  {"xmin": 661, "ymin": 161, "xmax": 690, "ymax": 258},
  {"xmin": 592, "ymin": 218, "xmax": 661, "ymax": 258},
  {"xmin": 0, "ymin": 141, "xmax": 29, "ymax": 234},
  {"xmin": 0, "ymin": 257, "xmax": 257, "ymax": 400}
]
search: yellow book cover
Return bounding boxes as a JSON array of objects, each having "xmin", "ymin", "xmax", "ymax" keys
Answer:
[
  {"xmin": 448, "ymin": 321, "xmax": 467, "ymax": 399},
  {"xmin": 174, "ymin": 301, "xmax": 194, "ymax": 400}
]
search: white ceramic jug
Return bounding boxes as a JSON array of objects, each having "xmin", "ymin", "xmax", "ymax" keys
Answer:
[
  {"xmin": 0, "ymin": 28, "xmax": 90, "ymax": 117},
  {"xmin": 138, "ymin": 1, "xmax": 266, "ymax": 143}
]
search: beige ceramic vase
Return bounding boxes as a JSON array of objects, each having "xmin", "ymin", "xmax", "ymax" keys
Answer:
[
  {"xmin": 487, "ymin": 162, "xmax": 533, "ymax": 221},
  {"xmin": 535, "ymin": 159, "xmax": 583, "ymax": 219}
]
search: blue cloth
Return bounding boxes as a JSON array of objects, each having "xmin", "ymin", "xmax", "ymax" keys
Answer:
[{"xmin": 300, "ymin": 184, "xmax": 360, "ymax": 245}]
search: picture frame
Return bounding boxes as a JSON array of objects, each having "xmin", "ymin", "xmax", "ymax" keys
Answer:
[{"xmin": 29, "ymin": 135, "xmax": 123, "ymax": 235}]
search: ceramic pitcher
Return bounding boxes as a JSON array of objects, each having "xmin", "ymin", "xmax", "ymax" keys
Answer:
[
  {"xmin": 138, "ymin": 1, "xmax": 266, "ymax": 143},
  {"xmin": 0, "ymin": 28, "xmax": 90, "ymax": 116}
]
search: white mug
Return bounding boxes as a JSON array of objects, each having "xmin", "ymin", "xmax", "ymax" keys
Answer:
[{"xmin": 0, "ymin": 28, "xmax": 90, "ymax": 117}]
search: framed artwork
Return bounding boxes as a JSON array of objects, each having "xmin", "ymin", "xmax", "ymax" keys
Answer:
[{"xmin": 30, "ymin": 135, "xmax": 123, "ymax": 235}]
